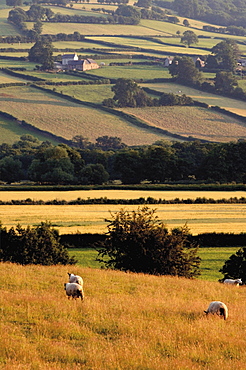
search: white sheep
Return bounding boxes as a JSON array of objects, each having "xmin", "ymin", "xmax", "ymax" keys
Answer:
[
  {"xmin": 68, "ymin": 273, "xmax": 83, "ymax": 286},
  {"xmin": 64, "ymin": 282, "xmax": 84, "ymax": 300},
  {"xmin": 223, "ymin": 278, "xmax": 242, "ymax": 286},
  {"xmin": 204, "ymin": 301, "xmax": 228, "ymax": 320}
]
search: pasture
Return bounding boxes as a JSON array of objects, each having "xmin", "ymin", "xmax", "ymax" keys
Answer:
[
  {"xmin": 1, "ymin": 262, "xmax": 246, "ymax": 369},
  {"xmin": 143, "ymin": 82, "xmax": 246, "ymax": 117},
  {"xmin": 0, "ymin": 85, "xmax": 171, "ymax": 145},
  {"xmin": 121, "ymin": 105, "xmax": 246, "ymax": 142}
]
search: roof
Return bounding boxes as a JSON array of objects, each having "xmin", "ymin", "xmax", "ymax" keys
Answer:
[{"xmin": 62, "ymin": 53, "xmax": 77, "ymax": 58}]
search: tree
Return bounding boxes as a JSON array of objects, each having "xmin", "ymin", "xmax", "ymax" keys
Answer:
[
  {"xmin": 28, "ymin": 37, "xmax": 54, "ymax": 69},
  {"xmin": 111, "ymin": 78, "xmax": 152, "ymax": 107},
  {"xmin": 219, "ymin": 247, "xmax": 246, "ymax": 284},
  {"xmin": 181, "ymin": 30, "xmax": 198, "ymax": 47},
  {"xmin": 183, "ymin": 19, "xmax": 190, "ymax": 27},
  {"xmin": 0, "ymin": 156, "xmax": 23, "ymax": 183},
  {"xmin": 135, "ymin": 0, "xmax": 151, "ymax": 8},
  {"xmin": 211, "ymin": 39, "xmax": 240, "ymax": 72},
  {"xmin": 0, "ymin": 222, "xmax": 76, "ymax": 265},
  {"xmin": 78, "ymin": 163, "xmax": 109, "ymax": 185},
  {"xmin": 95, "ymin": 136, "xmax": 127, "ymax": 151},
  {"xmin": 97, "ymin": 207, "xmax": 201, "ymax": 277},
  {"xmin": 214, "ymin": 71, "xmax": 238, "ymax": 94},
  {"xmin": 169, "ymin": 56, "xmax": 203, "ymax": 85},
  {"xmin": 6, "ymin": 0, "xmax": 22, "ymax": 6},
  {"xmin": 115, "ymin": 5, "xmax": 140, "ymax": 24}
]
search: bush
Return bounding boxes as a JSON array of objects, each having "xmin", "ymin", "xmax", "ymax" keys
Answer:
[
  {"xmin": 97, "ymin": 207, "xmax": 201, "ymax": 277},
  {"xmin": 219, "ymin": 247, "xmax": 246, "ymax": 283},
  {"xmin": 0, "ymin": 222, "xmax": 76, "ymax": 265}
]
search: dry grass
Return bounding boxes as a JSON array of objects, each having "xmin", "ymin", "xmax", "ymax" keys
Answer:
[
  {"xmin": 0, "ymin": 85, "xmax": 169, "ymax": 145},
  {"xmin": 0, "ymin": 202, "xmax": 246, "ymax": 235},
  {"xmin": 121, "ymin": 105, "xmax": 246, "ymax": 142},
  {"xmin": 1, "ymin": 262, "xmax": 246, "ymax": 369}
]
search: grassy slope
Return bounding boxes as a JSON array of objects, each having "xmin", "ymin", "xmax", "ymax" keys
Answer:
[{"xmin": 1, "ymin": 262, "xmax": 246, "ymax": 369}]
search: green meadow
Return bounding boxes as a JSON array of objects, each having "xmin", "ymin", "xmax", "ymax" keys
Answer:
[{"xmin": 68, "ymin": 246, "xmax": 240, "ymax": 282}]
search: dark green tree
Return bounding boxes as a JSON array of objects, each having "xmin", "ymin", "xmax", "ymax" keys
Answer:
[
  {"xmin": 112, "ymin": 149, "xmax": 144, "ymax": 184},
  {"xmin": 95, "ymin": 136, "xmax": 127, "ymax": 151},
  {"xmin": 219, "ymin": 248, "xmax": 246, "ymax": 283},
  {"xmin": 181, "ymin": 30, "xmax": 198, "ymax": 47},
  {"xmin": 28, "ymin": 37, "xmax": 54, "ymax": 69},
  {"xmin": 97, "ymin": 207, "xmax": 201, "ymax": 277},
  {"xmin": 135, "ymin": 0, "xmax": 151, "ymax": 8},
  {"xmin": 115, "ymin": 5, "xmax": 140, "ymax": 24},
  {"xmin": 214, "ymin": 71, "xmax": 238, "ymax": 94},
  {"xmin": 211, "ymin": 39, "xmax": 240, "ymax": 72},
  {"xmin": 169, "ymin": 56, "xmax": 203, "ymax": 85},
  {"xmin": 8, "ymin": 7, "xmax": 27, "ymax": 23},
  {"xmin": 0, "ymin": 222, "xmax": 76, "ymax": 265},
  {"xmin": 6, "ymin": 0, "xmax": 22, "ymax": 6},
  {"xmin": 0, "ymin": 156, "xmax": 23, "ymax": 183},
  {"xmin": 111, "ymin": 78, "xmax": 152, "ymax": 107},
  {"xmin": 78, "ymin": 163, "xmax": 109, "ymax": 185}
]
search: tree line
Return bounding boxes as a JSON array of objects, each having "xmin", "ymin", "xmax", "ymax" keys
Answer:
[{"xmin": 1, "ymin": 135, "xmax": 246, "ymax": 185}]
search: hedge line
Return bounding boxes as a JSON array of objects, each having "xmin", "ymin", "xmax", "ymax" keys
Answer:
[
  {"xmin": 60, "ymin": 231, "xmax": 246, "ymax": 248},
  {"xmin": 1, "ymin": 196, "xmax": 246, "ymax": 205}
]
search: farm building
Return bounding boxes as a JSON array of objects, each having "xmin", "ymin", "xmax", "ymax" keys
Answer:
[
  {"xmin": 62, "ymin": 53, "xmax": 78, "ymax": 66},
  {"xmin": 67, "ymin": 58, "xmax": 99, "ymax": 71}
]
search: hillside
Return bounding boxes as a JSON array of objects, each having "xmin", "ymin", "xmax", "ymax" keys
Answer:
[
  {"xmin": 0, "ymin": 2, "xmax": 246, "ymax": 145},
  {"xmin": 1, "ymin": 262, "xmax": 246, "ymax": 369}
]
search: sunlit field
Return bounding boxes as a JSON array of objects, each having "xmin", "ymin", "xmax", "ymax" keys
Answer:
[
  {"xmin": 143, "ymin": 82, "xmax": 246, "ymax": 117},
  {"xmin": 121, "ymin": 105, "xmax": 246, "ymax": 142},
  {"xmin": 0, "ymin": 202, "xmax": 246, "ymax": 235},
  {"xmin": 1, "ymin": 263, "xmax": 246, "ymax": 369}
]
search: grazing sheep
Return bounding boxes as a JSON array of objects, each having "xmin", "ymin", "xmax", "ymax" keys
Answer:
[
  {"xmin": 224, "ymin": 278, "xmax": 242, "ymax": 286},
  {"xmin": 64, "ymin": 282, "xmax": 84, "ymax": 300},
  {"xmin": 204, "ymin": 301, "xmax": 228, "ymax": 320},
  {"xmin": 68, "ymin": 273, "xmax": 83, "ymax": 286}
]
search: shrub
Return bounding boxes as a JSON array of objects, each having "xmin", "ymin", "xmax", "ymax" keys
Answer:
[
  {"xmin": 97, "ymin": 207, "xmax": 201, "ymax": 277},
  {"xmin": 0, "ymin": 222, "xmax": 76, "ymax": 265}
]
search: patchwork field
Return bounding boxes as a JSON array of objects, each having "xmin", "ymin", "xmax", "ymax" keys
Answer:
[
  {"xmin": 0, "ymin": 85, "xmax": 172, "ymax": 145},
  {"xmin": 121, "ymin": 105, "xmax": 246, "ymax": 142}
]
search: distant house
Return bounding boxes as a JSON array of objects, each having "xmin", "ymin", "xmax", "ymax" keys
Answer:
[
  {"xmin": 163, "ymin": 57, "xmax": 174, "ymax": 67},
  {"xmin": 62, "ymin": 53, "xmax": 78, "ymax": 66},
  {"xmin": 192, "ymin": 57, "xmax": 205, "ymax": 68},
  {"xmin": 67, "ymin": 58, "xmax": 99, "ymax": 71}
]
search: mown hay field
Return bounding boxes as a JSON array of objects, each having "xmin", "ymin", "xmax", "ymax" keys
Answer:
[
  {"xmin": 25, "ymin": 21, "xmax": 171, "ymax": 36},
  {"xmin": 143, "ymin": 82, "xmax": 246, "ymax": 117},
  {"xmin": 1, "ymin": 263, "xmax": 246, "ymax": 370},
  {"xmin": 0, "ymin": 85, "xmax": 170, "ymax": 145},
  {"xmin": 0, "ymin": 202, "xmax": 246, "ymax": 235},
  {"xmin": 121, "ymin": 105, "xmax": 246, "ymax": 142},
  {"xmin": 84, "ymin": 64, "xmax": 171, "ymax": 80}
]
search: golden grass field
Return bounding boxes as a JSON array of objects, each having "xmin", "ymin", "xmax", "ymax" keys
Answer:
[
  {"xmin": 122, "ymin": 105, "xmax": 246, "ymax": 142},
  {"xmin": 0, "ymin": 190, "xmax": 246, "ymax": 235},
  {"xmin": 1, "ymin": 262, "xmax": 246, "ymax": 369},
  {"xmin": 0, "ymin": 85, "xmax": 169, "ymax": 145}
]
